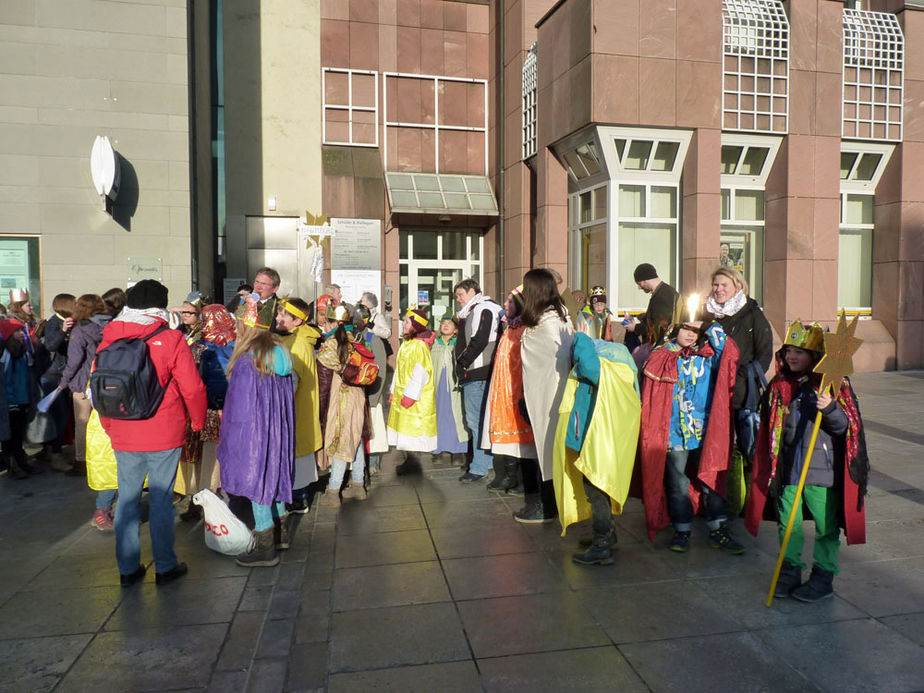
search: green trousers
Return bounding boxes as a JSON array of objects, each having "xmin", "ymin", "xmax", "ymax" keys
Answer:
[{"xmin": 778, "ymin": 484, "xmax": 840, "ymax": 574}]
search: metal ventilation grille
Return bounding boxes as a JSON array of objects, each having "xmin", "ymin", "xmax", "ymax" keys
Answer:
[
  {"xmin": 842, "ymin": 9, "xmax": 903, "ymax": 141},
  {"xmin": 722, "ymin": 0, "xmax": 789, "ymax": 134}
]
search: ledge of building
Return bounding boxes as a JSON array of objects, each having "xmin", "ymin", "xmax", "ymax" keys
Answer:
[{"xmin": 854, "ymin": 320, "xmax": 897, "ymax": 372}]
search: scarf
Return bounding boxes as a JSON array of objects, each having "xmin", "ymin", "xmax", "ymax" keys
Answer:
[
  {"xmin": 456, "ymin": 293, "xmax": 493, "ymax": 321},
  {"xmin": 706, "ymin": 290, "xmax": 747, "ymax": 318}
]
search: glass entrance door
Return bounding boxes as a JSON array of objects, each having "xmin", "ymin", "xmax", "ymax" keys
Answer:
[{"xmin": 399, "ymin": 229, "xmax": 484, "ymax": 331}]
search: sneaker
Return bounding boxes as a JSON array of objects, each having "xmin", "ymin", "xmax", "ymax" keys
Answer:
[
  {"xmin": 513, "ymin": 503, "xmax": 556, "ymax": 524},
  {"xmin": 91, "ymin": 507, "xmax": 114, "ymax": 532},
  {"xmin": 669, "ymin": 530, "xmax": 691, "ymax": 553},
  {"xmin": 459, "ymin": 472, "xmax": 486, "ymax": 483},
  {"xmin": 709, "ymin": 523, "xmax": 745, "ymax": 555},
  {"xmin": 155, "ymin": 562, "xmax": 188, "ymax": 585},
  {"xmin": 286, "ymin": 497, "xmax": 310, "ymax": 515}
]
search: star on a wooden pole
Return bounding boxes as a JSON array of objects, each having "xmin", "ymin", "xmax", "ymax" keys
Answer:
[{"xmin": 814, "ymin": 310, "xmax": 863, "ymax": 394}]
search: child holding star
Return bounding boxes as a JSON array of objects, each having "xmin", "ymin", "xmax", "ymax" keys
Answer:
[{"xmin": 745, "ymin": 319, "xmax": 869, "ymax": 602}]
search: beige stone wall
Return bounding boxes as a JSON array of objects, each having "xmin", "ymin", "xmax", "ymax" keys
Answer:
[
  {"xmin": 223, "ymin": 0, "xmax": 322, "ymax": 283},
  {"xmin": 0, "ymin": 0, "xmax": 192, "ymax": 315}
]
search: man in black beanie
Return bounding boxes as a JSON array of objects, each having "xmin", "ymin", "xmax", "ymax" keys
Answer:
[
  {"xmin": 98, "ymin": 279, "xmax": 207, "ymax": 587},
  {"xmin": 624, "ymin": 263, "xmax": 679, "ymax": 347}
]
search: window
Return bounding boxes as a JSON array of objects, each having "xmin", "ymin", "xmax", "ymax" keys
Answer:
[
  {"xmin": 838, "ymin": 143, "xmax": 894, "ymax": 313},
  {"xmin": 562, "ymin": 126, "xmax": 691, "ymax": 311},
  {"xmin": 0, "ymin": 236, "xmax": 41, "ymax": 310},
  {"xmin": 719, "ymin": 135, "xmax": 781, "ymax": 302},
  {"xmin": 398, "ymin": 230, "xmax": 483, "ymax": 330},
  {"xmin": 722, "ymin": 0, "xmax": 789, "ymax": 134},
  {"xmin": 383, "ymin": 72, "xmax": 487, "ymax": 175},
  {"xmin": 522, "ymin": 43, "xmax": 538, "ymax": 160},
  {"xmin": 385, "ymin": 173, "xmax": 498, "ymax": 215},
  {"xmin": 322, "ymin": 68, "xmax": 379, "ymax": 147},
  {"xmin": 842, "ymin": 9, "xmax": 903, "ymax": 141}
]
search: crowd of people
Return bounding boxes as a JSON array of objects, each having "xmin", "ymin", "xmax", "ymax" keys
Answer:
[{"xmin": 0, "ymin": 260, "xmax": 868, "ymax": 602}]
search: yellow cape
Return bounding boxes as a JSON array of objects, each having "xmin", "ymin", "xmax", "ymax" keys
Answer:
[
  {"xmin": 86, "ymin": 409, "xmax": 117, "ymax": 491},
  {"xmin": 386, "ymin": 338, "xmax": 437, "ymax": 438},
  {"xmin": 553, "ymin": 359, "xmax": 641, "ymax": 536},
  {"xmin": 281, "ymin": 324, "xmax": 323, "ymax": 457}
]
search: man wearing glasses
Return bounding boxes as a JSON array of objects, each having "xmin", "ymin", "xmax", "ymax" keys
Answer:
[{"xmin": 237, "ymin": 267, "xmax": 282, "ymax": 332}]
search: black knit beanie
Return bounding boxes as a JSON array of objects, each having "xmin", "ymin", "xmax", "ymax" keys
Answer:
[
  {"xmin": 633, "ymin": 263, "xmax": 658, "ymax": 282},
  {"xmin": 126, "ymin": 280, "xmax": 169, "ymax": 310}
]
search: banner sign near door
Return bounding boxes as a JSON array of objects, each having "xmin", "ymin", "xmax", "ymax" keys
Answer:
[{"xmin": 330, "ymin": 218, "xmax": 381, "ymax": 270}]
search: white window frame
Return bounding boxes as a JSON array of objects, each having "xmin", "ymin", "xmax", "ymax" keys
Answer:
[
  {"xmin": 722, "ymin": 0, "xmax": 790, "ymax": 134},
  {"xmin": 522, "ymin": 43, "xmax": 538, "ymax": 160},
  {"xmin": 842, "ymin": 9, "xmax": 904, "ymax": 142},
  {"xmin": 567, "ymin": 182, "xmax": 608, "ymax": 293},
  {"xmin": 322, "ymin": 68, "xmax": 379, "ymax": 148},
  {"xmin": 382, "ymin": 72, "xmax": 488, "ymax": 174},
  {"xmin": 837, "ymin": 142, "xmax": 893, "ymax": 314},
  {"xmin": 840, "ymin": 141, "xmax": 894, "ymax": 193}
]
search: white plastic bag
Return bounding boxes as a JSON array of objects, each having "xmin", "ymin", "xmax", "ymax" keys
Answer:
[{"xmin": 193, "ymin": 489, "xmax": 253, "ymax": 556}]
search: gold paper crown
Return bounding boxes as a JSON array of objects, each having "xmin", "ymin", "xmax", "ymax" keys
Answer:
[
  {"xmin": 783, "ymin": 319, "xmax": 825, "ymax": 354},
  {"xmin": 590, "ymin": 286, "xmax": 606, "ymax": 298},
  {"xmin": 327, "ymin": 303, "xmax": 350, "ymax": 323}
]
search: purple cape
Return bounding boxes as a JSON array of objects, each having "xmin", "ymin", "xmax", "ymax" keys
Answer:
[{"xmin": 217, "ymin": 353, "xmax": 295, "ymax": 505}]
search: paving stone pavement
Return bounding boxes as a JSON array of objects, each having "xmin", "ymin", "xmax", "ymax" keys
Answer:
[{"xmin": 1, "ymin": 371, "xmax": 923, "ymax": 692}]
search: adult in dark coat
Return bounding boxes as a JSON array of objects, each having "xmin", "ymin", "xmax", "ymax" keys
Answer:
[
  {"xmin": 624, "ymin": 263, "xmax": 679, "ymax": 366},
  {"xmin": 704, "ymin": 266, "xmax": 773, "ymax": 459}
]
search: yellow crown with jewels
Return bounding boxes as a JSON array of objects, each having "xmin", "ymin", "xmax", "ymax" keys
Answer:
[{"xmin": 783, "ymin": 319, "xmax": 825, "ymax": 354}]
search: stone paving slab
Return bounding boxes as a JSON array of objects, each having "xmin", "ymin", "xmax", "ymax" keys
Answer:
[{"xmin": 1, "ymin": 371, "xmax": 923, "ymax": 691}]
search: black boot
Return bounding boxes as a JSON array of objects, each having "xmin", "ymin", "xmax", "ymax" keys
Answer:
[
  {"xmin": 572, "ymin": 536, "xmax": 614, "ymax": 566},
  {"xmin": 791, "ymin": 565, "xmax": 834, "ymax": 603},
  {"xmin": 579, "ymin": 518, "xmax": 618, "ymax": 549},
  {"xmin": 6, "ymin": 454, "xmax": 29, "ymax": 480},
  {"xmin": 487, "ymin": 457, "xmax": 508, "ymax": 492},
  {"xmin": 774, "ymin": 561, "xmax": 803, "ymax": 598},
  {"xmin": 235, "ymin": 527, "xmax": 279, "ymax": 567}
]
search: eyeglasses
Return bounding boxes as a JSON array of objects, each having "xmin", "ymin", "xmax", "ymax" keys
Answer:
[{"xmin": 181, "ymin": 311, "xmax": 197, "ymax": 316}]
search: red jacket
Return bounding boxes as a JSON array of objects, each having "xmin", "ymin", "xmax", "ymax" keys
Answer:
[{"xmin": 98, "ymin": 316, "xmax": 207, "ymax": 452}]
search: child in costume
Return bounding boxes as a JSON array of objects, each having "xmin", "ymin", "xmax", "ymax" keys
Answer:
[
  {"xmin": 554, "ymin": 330, "xmax": 640, "ymax": 566},
  {"xmin": 317, "ymin": 303, "xmax": 369, "ymax": 505},
  {"xmin": 482, "ymin": 287, "xmax": 530, "ymax": 494},
  {"xmin": 275, "ymin": 298, "xmax": 323, "ymax": 513},
  {"xmin": 745, "ymin": 321, "xmax": 868, "ymax": 602},
  {"xmin": 353, "ymin": 304, "xmax": 389, "ymax": 477},
  {"xmin": 431, "ymin": 315, "xmax": 469, "ymax": 468},
  {"xmin": 576, "ymin": 285, "xmax": 615, "ymax": 342},
  {"xmin": 217, "ymin": 308, "xmax": 295, "ymax": 568},
  {"xmin": 638, "ymin": 315, "xmax": 743, "ymax": 553},
  {"xmin": 387, "ymin": 309, "xmax": 437, "ymax": 460}
]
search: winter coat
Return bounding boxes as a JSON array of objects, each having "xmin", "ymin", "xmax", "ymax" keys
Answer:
[
  {"xmin": 521, "ymin": 309, "xmax": 574, "ymax": 480},
  {"xmin": 60, "ymin": 315, "xmax": 110, "ymax": 394},
  {"xmin": 454, "ymin": 294, "xmax": 503, "ymax": 382},
  {"xmin": 42, "ymin": 315, "xmax": 70, "ymax": 381},
  {"xmin": 280, "ymin": 323, "xmax": 323, "ymax": 457},
  {"xmin": 318, "ymin": 332, "xmax": 367, "ymax": 461},
  {"xmin": 97, "ymin": 311, "xmax": 207, "ymax": 452},
  {"xmin": 713, "ymin": 297, "xmax": 773, "ymax": 410}
]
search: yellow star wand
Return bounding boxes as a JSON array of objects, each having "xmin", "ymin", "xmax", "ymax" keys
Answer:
[{"xmin": 765, "ymin": 311, "xmax": 863, "ymax": 606}]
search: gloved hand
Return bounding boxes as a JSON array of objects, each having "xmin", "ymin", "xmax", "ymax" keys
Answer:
[{"xmin": 400, "ymin": 395, "xmax": 416, "ymax": 409}]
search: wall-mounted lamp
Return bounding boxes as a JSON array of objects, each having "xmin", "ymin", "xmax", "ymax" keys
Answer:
[
  {"xmin": 268, "ymin": 195, "xmax": 277, "ymax": 211},
  {"xmin": 90, "ymin": 135, "xmax": 121, "ymax": 213}
]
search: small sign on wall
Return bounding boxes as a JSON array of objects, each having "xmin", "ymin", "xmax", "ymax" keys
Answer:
[{"xmin": 128, "ymin": 257, "xmax": 163, "ymax": 282}]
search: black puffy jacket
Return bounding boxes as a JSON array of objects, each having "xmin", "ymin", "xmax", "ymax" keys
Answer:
[{"xmin": 716, "ymin": 297, "xmax": 773, "ymax": 410}]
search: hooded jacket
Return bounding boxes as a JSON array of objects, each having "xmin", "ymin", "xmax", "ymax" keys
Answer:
[
  {"xmin": 97, "ymin": 308, "xmax": 207, "ymax": 452},
  {"xmin": 60, "ymin": 314, "xmax": 111, "ymax": 393}
]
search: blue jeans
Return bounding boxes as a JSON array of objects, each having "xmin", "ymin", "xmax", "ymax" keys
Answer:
[
  {"xmin": 252, "ymin": 500, "xmax": 286, "ymax": 531},
  {"xmin": 665, "ymin": 448, "xmax": 727, "ymax": 532},
  {"xmin": 96, "ymin": 488, "xmax": 117, "ymax": 509},
  {"xmin": 113, "ymin": 447, "xmax": 182, "ymax": 575},
  {"xmin": 462, "ymin": 380, "xmax": 491, "ymax": 476},
  {"xmin": 329, "ymin": 443, "xmax": 365, "ymax": 490}
]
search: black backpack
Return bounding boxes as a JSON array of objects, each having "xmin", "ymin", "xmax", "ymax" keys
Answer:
[{"xmin": 90, "ymin": 324, "xmax": 171, "ymax": 420}]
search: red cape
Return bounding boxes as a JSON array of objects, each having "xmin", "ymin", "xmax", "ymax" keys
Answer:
[
  {"xmin": 745, "ymin": 371, "xmax": 867, "ymax": 545},
  {"xmin": 636, "ymin": 337, "xmax": 739, "ymax": 542}
]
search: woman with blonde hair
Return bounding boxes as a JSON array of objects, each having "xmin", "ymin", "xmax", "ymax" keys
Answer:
[
  {"xmin": 217, "ymin": 315, "xmax": 295, "ymax": 567},
  {"xmin": 705, "ymin": 265, "xmax": 773, "ymax": 463}
]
